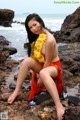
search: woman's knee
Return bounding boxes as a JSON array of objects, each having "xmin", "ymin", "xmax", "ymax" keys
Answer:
[
  {"xmin": 21, "ymin": 57, "xmax": 31, "ymax": 67},
  {"xmin": 40, "ymin": 67, "xmax": 58, "ymax": 79},
  {"xmin": 39, "ymin": 69, "xmax": 48, "ymax": 80}
]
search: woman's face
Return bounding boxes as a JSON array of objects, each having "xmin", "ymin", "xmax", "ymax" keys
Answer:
[{"xmin": 28, "ymin": 18, "xmax": 42, "ymax": 34}]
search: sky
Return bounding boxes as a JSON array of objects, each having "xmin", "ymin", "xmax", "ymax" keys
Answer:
[{"xmin": 0, "ymin": 0, "xmax": 80, "ymax": 14}]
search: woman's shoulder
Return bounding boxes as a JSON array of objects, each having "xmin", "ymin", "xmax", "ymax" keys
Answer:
[{"xmin": 46, "ymin": 32, "xmax": 56, "ymax": 44}]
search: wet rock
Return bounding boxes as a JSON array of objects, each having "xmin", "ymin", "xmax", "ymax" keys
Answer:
[
  {"xmin": 1, "ymin": 92, "xmax": 11, "ymax": 101},
  {"xmin": 9, "ymin": 83, "xmax": 16, "ymax": 90},
  {"xmin": 38, "ymin": 110, "xmax": 54, "ymax": 120},
  {"xmin": 0, "ymin": 76, "xmax": 5, "ymax": 82},
  {"xmin": 0, "ymin": 36, "xmax": 17, "ymax": 62},
  {"xmin": 44, "ymin": 107, "xmax": 53, "ymax": 113},
  {"xmin": 1, "ymin": 87, "xmax": 9, "ymax": 93},
  {"xmin": 0, "ymin": 36, "xmax": 9, "ymax": 45},
  {"xmin": 78, "ymin": 84, "xmax": 80, "ymax": 93},
  {"xmin": 54, "ymin": 7, "xmax": 80, "ymax": 43},
  {"xmin": 64, "ymin": 106, "xmax": 80, "ymax": 120},
  {"xmin": 59, "ymin": 42, "xmax": 80, "ymax": 79},
  {"xmin": 3, "ymin": 46, "xmax": 17, "ymax": 55},
  {"xmin": 63, "ymin": 70, "xmax": 73, "ymax": 80},
  {"xmin": 0, "ymin": 9, "xmax": 14, "ymax": 27}
]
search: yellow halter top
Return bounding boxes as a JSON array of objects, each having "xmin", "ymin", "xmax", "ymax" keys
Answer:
[{"xmin": 30, "ymin": 33, "xmax": 47, "ymax": 63}]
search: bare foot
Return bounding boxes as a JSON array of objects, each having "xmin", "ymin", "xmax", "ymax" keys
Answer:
[
  {"xmin": 56, "ymin": 105, "xmax": 65, "ymax": 120},
  {"xmin": 7, "ymin": 90, "xmax": 20, "ymax": 104}
]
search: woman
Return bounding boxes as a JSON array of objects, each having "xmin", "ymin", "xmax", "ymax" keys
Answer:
[{"xmin": 8, "ymin": 13, "xmax": 65, "ymax": 120}]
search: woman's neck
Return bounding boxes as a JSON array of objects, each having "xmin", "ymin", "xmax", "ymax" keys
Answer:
[{"xmin": 39, "ymin": 28, "xmax": 47, "ymax": 34}]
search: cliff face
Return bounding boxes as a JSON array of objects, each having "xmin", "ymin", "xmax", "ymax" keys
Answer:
[
  {"xmin": 61, "ymin": 7, "xmax": 80, "ymax": 42},
  {"xmin": 0, "ymin": 9, "xmax": 14, "ymax": 27},
  {"xmin": 54, "ymin": 7, "xmax": 80, "ymax": 43}
]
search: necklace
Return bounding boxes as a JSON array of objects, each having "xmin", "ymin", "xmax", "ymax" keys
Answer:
[{"xmin": 31, "ymin": 33, "xmax": 47, "ymax": 63}]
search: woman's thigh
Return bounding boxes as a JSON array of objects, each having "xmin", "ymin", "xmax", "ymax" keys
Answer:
[{"xmin": 22, "ymin": 57, "xmax": 43, "ymax": 73}]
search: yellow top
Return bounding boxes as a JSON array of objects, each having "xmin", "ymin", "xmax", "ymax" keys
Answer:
[{"xmin": 31, "ymin": 33, "xmax": 47, "ymax": 63}]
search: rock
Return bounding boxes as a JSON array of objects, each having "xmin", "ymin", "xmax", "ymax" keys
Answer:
[
  {"xmin": 44, "ymin": 107, "xmax": 53, "ymax": 112},
  {"xmin": 59, "ymin": 42, "xmax": 80, "ymax": 79},
  {"xmin": 9, "ymin": 83, "xmax": 16, "ymax": 90},
  {"xmin": 1, "ymin": 92, "xmax": 11, "ymax": 101},
  {"xmin": 38, "ymin": 111, "xmax": 52, "ymax": 119},
  {"xmin": 0, "ymin": 36, "xmax": 17, "ymax": 62},
  {"xmin": 64, "ymin": 106, "xmax": 80, "ymax": 120},
  {"xmin": 0, "ymin": 36, "xmax": 9, "ymax": 45},
  {"xmin": 63, "ymin": 70, "xmax": 73, "ymax": 80},
  {"xmin": 1, "ymin": 87, "xmax": 9, "ymax": 93},
  {"xmin": 3, "ymin": 46, "xmax": 17, "ymax": 55},
  {"xmin": 54, "ymin": 7, "xmax": 80, "ymax": 42},
  {"xmin": 0, "ymin": 9, "xmax": 14, "ymax": 27},
  {"xmin": 0, "ymin": 76, "xmax": 5, "ymax": 83}
]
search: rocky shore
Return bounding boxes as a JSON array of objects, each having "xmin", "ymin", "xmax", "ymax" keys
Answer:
[{"xmin": 0, "ymin": 8, "xmax": 80, "ymax": 120}]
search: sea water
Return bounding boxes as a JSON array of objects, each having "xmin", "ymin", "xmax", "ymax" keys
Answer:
[{"xmin": 0, "ymin": 13, "xmax": 68, "ymax": 60}]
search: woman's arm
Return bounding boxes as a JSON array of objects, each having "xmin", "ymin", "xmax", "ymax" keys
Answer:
[{"xmin": 43, "ymin": 38, "xmax": 55, "ymax": 68}]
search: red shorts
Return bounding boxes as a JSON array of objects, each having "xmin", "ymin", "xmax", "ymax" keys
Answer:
[{"xmin": 28, "ymin": 60, "xmax": 63, "ymax": 101}]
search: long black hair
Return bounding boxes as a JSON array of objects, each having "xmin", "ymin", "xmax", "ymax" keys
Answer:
[{"xmin": 25, "ymin": 13, "xmax": 45, "ymax": 56}]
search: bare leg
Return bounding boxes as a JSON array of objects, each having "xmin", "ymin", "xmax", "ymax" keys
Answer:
[
  {"xmin": 39, "ymin": 67, "xmax": 65, "ymax": 120},
  {"xmin": 8, "ymin": 57, "xmax": 42, "ymax": 104}
]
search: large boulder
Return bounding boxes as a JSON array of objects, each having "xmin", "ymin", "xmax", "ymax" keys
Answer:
[
  {"xmin": 54, "ymin": 7, "xmax": 80, "ymax": 43},
  {"xmin": 0, "ymin": 36, "xmax": 17, "ymax": 62},
  {"xmin": 0, "ymin": 9, "xmax": 14, "ymax": 27}
]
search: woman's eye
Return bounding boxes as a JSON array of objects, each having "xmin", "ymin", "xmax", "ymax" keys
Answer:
[
  {"xmin": 29, "ymin": 25, "xmax": 32, "ymax": 29},
  {"xmin": 34, "ymin": 24, "xmax": 36, "ymax": 26}
]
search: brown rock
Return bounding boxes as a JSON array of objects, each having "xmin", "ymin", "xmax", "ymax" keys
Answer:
[
  {"xmin": 0, "ymin": 9, "xmax": 14, "ymax": 27},
  {"xmin": 54, "ymin": 7, "xmax": 80, "ymax": 42}
]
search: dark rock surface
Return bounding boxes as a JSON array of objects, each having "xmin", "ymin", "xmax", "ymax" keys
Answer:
[
  {"xmin": 0, "ymin": 9, "xmax": 14, "ymax": 27},
  {"xmin": 0, "ymin": 36, "xmax": 17, "ymax": 62},
  {"xmin": 59, "ymin": 42, "xmax": 80, "ymax": 80},
  {"xmin": 54, "ymin": 7, "xmax": 80, "ymax": 43}
]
